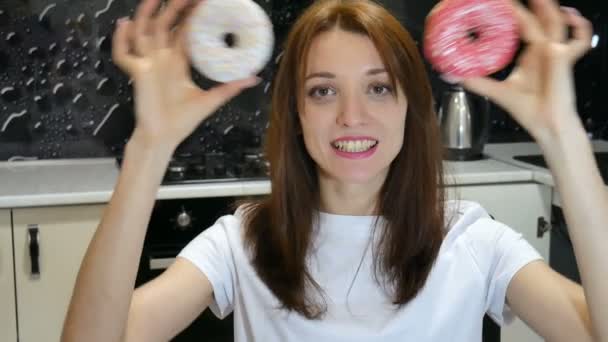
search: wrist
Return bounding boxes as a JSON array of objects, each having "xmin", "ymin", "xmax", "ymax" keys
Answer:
[
  {"xmin": 124, "ymin": 134, "xmax": 176, "ymax": 172},
  {"xmin": 120, "ymin": 138, "xmax": 173, "ymax": 186},
  {"xmin": 536, "ymin": 116, "xmax": 591, "ymax": 166},
  {"xmin": 127, "ymin": 129, "xmax": 178, "ymax": 158},
  {"xmin": 535, "ymin": 111, "xmax": 586, "ymax": 149}
]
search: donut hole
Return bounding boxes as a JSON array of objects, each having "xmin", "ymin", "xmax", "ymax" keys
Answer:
[
  {"xmin": 223, "ymin": 32, "xmax": 238, "ymax": 48},
  {"xmin": 466, "ymin": 29, "xmax": 480, "ymax": 42}
]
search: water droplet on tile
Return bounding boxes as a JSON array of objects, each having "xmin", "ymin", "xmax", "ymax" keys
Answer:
[{"xmin": 1, "ymin": 87, "xmax": 22, "ymax": 103}]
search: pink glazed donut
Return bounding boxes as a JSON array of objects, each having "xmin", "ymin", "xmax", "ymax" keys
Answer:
[
  {"xmin": 423, "ymin": 0, "xmax": 519, "ymax": 83},
  {"xmin": 187, "ymin": 0, "xmax": 274, "ymax": 83}
]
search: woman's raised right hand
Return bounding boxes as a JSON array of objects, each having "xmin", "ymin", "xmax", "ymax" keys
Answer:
[{"xmin": 112, "ymin": 0, "xmax": 260, "ymax": 150}]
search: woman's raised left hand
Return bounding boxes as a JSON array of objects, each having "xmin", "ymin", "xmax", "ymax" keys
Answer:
[{"xmin": 462, "ymin": 0, "xmax": 593, "ymax": 144}]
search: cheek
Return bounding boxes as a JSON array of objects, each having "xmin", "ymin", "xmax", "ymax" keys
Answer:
[
  {"xmin": 386, "ymin": 110, "xmax": 407, "ymax": 151},
  {"xmin": 398, "ymin": 112, "xmax": 407, "ymax": 139},
  {"xmin": 299, "ymin": 105, "xmax": 333, "ymax": 137},
  {"xmin": 298, "ymin": 114, "xmax": 326, "ymax": 154}
]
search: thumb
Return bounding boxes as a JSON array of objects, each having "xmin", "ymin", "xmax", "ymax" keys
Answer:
[{"xmin": 203, "ymin": 76, "xmax": 262, "ymax": 109}]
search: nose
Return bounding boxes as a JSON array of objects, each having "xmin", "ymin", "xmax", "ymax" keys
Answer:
[{"xmin": 336, "ymin": 89, "xmax": 368, "ymax": 127}]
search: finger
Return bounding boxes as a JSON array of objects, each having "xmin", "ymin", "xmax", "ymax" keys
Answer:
[
  {"xmin": 133, "ymin": 0, "xmax": 161, "ymax": 55},
  {"xmin": 112, "ymin": 18, "xmax": 138, "ymax": 73},
  {"xmin": 154, "ymin": 0, "xmax": 191, "ymax": 48},
  {"xmin": 511, "ymin": 1, "xmax": 545, "ymax": 45},
  {"xmin": 530, "ymin": 0, "xmax": 565, "ymax": 42},
  {"xmin": 169, "ymin": 0, "xmax": 201, "ymax": 47},
  {"xmin": 173, "ymin": 21, "xmax": 191, "ymax": 58},
  {"xmin": 562, "ymin": 8, "xmax": 594, "ymax": 61},
  {"xmin": 202, "ymin": 76, "xmax": 262, "ymax": 109},
  {"xmin": 165, "ymin": 25, "xmax": 192, "ymax": 74}
]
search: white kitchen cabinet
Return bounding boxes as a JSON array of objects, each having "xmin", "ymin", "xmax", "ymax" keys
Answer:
[
  {"xmin": 12, "ymin": 204, "xmax": 104, "ymax": 342},
  {"xmin": 1, "ymin": 209, "xmax": 18, "ymax": 342},
  {"xmin": 448, "ymin": 182, "xmax": 552, "ymax": 342}
]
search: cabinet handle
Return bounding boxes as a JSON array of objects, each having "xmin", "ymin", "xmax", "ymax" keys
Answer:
[
  {"xmin": 537, "ymin": 217, "xmax": 551, "ymax": 238},
  {"xmin": 27, "ymin": 224, "xmax": 40, "ymax": 278}
]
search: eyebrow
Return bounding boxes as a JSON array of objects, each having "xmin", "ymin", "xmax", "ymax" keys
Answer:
[{"xmin": 304, "ymin": 68, "xmax": 387, "ymax": 81}]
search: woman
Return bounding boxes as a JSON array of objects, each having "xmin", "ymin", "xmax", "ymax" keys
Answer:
[{"xmin": 62, "ymin": 0, "xmax": 607, "ymax": 341}]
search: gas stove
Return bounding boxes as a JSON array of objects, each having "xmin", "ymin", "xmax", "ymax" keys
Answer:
[{"xmin": 116, "ymin": 148, "xmax": 270, "ymax": 185}]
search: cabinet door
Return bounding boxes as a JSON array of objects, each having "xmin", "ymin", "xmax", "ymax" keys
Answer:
[
  {"xmin": 1, "ymin": 209, "xmax": 17, "ymax": 342},
  {"xmin": 13, "ymin": 205, "xmax": 104, "ymax": 342},
  {"xmin": 448, "ymin": 183, "xmax": 552, "ymax": 342}
]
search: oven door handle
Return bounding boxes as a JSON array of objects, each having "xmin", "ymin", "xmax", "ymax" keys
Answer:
[{"xmin": 149, "ymin": 257, "xmax": 176, "ymax": 270}]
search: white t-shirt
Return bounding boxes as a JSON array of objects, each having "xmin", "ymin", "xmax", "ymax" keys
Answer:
[{"xmin": 178, "ymin": 200, "xmax": 542, "ymax": 341}]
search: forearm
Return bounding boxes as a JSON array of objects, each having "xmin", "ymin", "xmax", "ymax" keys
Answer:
[
  {"xmin": 62, "ymin": 136, "xmax": 174, "ymax": 342},
  {"xmin": 538, "ymin": 116, "xmax": 608, "ymax": 342}
]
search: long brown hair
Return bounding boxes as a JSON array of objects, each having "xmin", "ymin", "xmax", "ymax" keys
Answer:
[{"xmin": 240, "ymin": 0, "xmax": 445, "ymax": 319}]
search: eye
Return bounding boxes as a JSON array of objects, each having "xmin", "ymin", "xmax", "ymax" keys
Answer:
[
  {"xmin": 369, "ymin": 83, "xmax": 393, "ymax": 96},
  {"xmin": 308, "ymin": 86, "xmax": 336, "ymax": 98}
]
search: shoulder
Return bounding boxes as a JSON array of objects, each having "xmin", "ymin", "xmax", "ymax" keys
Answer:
[
  {"xmin": 442, "ymin": 199, "xmax": 539, "ymax": 273},
  {"xmin": 204, "ymin": 204, "xmax": 250, "ymax": 240},
  {"xmin": 443, "ymin": 199, "xmax": 502, "ymax": 241},
  {"xmin": 182, "ymin": 204, "xmax": 250, "ymax": 253},
  {"xmin": 444, "ymin": 199, "xmax": 508, "ymax": 235},
  {"xmin": 443, "ymin": 200, "xmax": 510, "ymax": 261}
]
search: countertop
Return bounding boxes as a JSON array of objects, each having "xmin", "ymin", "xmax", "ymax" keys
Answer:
[
  {"xmin": 0, "ymin": 158, "xmax": 251, "ymax": 208},
  {"xmin": 0, "ymin": 153, "xmax": 535, "ymax": 209},
  {"xmin": 4, "ymin": 140, "xmax": 606, "ymax": 209},
  {"xmin": 485, "ymin": 140, "xmax": 608, "ymax": 186},
  {"xmin": 485, "ymin": 140, "xmax": 608, "ymax": 206}
]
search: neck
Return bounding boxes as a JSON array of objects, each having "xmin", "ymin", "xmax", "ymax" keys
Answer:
[{"xmin": 317, "ymin": 171, "xmax": 387, "ymax": 216}]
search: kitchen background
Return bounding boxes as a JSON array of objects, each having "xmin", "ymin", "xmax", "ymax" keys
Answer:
[{"xmin": 0, "ymin": 0, "xmax": 605, "ymax": 161}]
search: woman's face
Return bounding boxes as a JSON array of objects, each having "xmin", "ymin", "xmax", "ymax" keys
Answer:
[{"xmin": 299, "ymin": 28, "xmax": 408, "ymax": 186}]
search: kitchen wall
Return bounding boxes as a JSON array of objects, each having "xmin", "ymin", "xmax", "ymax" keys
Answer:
[{"xmin": 0, "ymin": 0, "xmax": 605, "ymax": 161}]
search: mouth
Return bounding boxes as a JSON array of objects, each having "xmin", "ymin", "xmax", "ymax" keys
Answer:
[{"xmin": 331, "ymin": 138, "xmax": 379, "ymax": 153}]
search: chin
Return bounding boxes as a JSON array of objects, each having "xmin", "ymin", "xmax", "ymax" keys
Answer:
[
  {"xmin": 328, "ymin": 165, "xmax": 390, "ymax": 185},
  {"xmin": 313, "ymin": 148, "xmax": 396, "ymax": 185}
]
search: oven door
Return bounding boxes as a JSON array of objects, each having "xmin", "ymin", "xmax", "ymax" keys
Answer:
[
  {"xmin": 136, "ymin": 252, "xmax": 235, "ymax": 342},
  {"xmin": 135, "ymin": 196, "xmax": 239, "ymax": 342}
]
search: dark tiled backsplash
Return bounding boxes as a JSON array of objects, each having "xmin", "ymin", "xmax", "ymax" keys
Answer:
[
  {"xmin": 0, "ymin": 0, "xmax": 606, "ymax": 161},
  {"xmin": 0, "ymin": 0, "xmax": 296, "ymax": 160}
]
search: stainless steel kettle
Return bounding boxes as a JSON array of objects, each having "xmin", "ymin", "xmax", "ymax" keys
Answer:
[{"xmin": 437, "ymin": 85, "xmax": 491, "ymax": 161}]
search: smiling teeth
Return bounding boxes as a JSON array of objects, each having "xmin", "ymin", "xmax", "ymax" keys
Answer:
[{"xmin": 333, "ymin": 140, "xmax": 378, "ymax": 153}]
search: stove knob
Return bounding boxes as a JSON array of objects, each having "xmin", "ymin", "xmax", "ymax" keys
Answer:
[
  {"xmin": 175, "ymin": 209, "xmax": 192, "ymax": 230},
  {"xmin": 214, "ymin": 164, "xmax": 226, "ymax": 176},
  {"xmin": 193, "ymin": 164, "xmax": 206, "ymax": 175},
  {"xmin": 168, "ymin": 164, "xmax": 187, "ymax": 174}
]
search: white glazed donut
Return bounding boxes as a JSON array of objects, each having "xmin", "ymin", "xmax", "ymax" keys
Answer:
[{"xmin": 187, "ymin": 0, "xmax": 274, "ymax": 83}]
